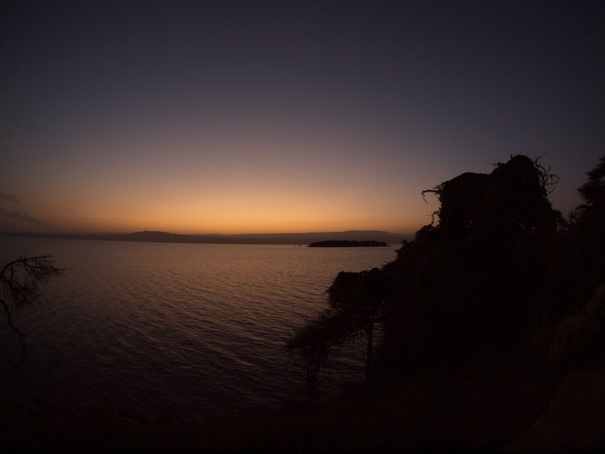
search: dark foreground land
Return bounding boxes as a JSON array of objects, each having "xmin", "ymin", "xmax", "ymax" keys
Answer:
[
  {"xmin": 4, "ymin": 155, "xmax": 605, "ymax": 452},
  {"xmin": 0, "ymin": 353, "xmax": 566, "ymax": 452}
]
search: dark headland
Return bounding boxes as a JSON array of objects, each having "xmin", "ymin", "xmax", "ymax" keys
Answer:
[{"xmin": 3, "ymin": 155, "xmax": 605, "ymax": 452}]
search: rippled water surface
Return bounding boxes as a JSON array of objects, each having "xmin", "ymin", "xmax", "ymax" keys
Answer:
[{"xmin": 0, "ymin": 237, "xmax": 397, "ymax": 419}]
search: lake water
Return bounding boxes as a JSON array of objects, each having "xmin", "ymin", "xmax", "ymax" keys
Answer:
[{"xmin": 0, "ymin": 236, "xmax": 397, "ymax": 420}]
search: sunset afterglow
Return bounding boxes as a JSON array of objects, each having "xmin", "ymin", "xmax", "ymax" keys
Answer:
[{"xmin": 1, "ymin": 1, "xmax": 603, "ymax": 235}]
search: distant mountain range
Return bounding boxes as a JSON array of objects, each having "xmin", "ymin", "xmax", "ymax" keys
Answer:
[{"xmin": 2, "ymin": 230, "xmax": 411, "ymax": 246}]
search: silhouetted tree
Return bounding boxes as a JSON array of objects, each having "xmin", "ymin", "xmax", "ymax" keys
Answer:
[
  {"xmin": 288, "ymin": 154, "xmax": 605, "ymax": 387},
  {"xmin": 286, "ymin": 268, "xmax": 390, "ymax": 389},
  {"xmin": 570, "ymin": 156, "xmax": 605, "ymax": 279},
  {"xmin": 286, "ymin": 311, "xmax": 342, "ymax": 393},
  {"xmin": 422, "ymin": 155, "xmax": 559, "ymax": 241},
  {"xmin": 326, "ymin": 268, "xmax": 389, "ymax": 379},
  {"xmin": 1, "ymin": 255, "xmax": 63, "ymax": 363},
  {"xmin": 379, "ymin": 155, "xmax": 563, "ymax": 371},
  {"xmin": 578, "ymin": 156, "xmax": 605, "ymax": 209}
]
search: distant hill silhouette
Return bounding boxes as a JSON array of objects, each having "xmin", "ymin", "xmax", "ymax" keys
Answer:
[
  {"xmin": 308, "ymin": 240, "xmax": 388, "ymax": 247},
  {"xmin": 2, "ymin": 230, "xmax": 409, "ymax": 245}
]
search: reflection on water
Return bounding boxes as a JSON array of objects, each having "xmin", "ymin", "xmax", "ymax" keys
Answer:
[{"xmin": 0, "ymin": 237, "xmax": 396, "ymax": 419}]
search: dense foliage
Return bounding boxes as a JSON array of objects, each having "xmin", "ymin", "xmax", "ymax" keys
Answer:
[{"xmin": 287, "ymin": 154, "xmax": 605, "ymax": 390}]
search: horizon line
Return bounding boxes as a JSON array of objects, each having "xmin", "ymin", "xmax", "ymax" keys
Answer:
[{"xmin": 1, "ymin": 228, "xmax": 411, "ymax": 237}]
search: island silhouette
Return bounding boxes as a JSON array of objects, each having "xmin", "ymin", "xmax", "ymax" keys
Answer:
[{"xmin": 307, "ymin": 240, "xmax": 388, "ymax": 247}]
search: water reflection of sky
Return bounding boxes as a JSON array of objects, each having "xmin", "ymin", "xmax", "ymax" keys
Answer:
[{"xmin": 0, "ymin": 237, "xmax": 395, "ymax": 418}]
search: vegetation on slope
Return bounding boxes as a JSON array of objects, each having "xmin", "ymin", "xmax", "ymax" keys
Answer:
[
  {"xmin": 289, "ymin": 155, "xmax": 605, "ymax": 385},
  {"xmin": 280, "ymin": 154, "xmax": 605, "ymax": 451},
  {"xmin": 2, "ymin": 154, "xmax": 604, "ymax": 452}
]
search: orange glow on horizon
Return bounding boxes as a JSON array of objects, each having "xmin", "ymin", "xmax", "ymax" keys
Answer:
[
  {"xmin": 11, "ymin": 169, "xmax": 430, "ymax": 235},
  {"xmin": 36, "ymin": 205, "xmax": 421, "ymax": 235}
]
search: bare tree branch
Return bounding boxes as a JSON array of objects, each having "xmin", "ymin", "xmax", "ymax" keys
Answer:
[{"xmin": 1, "ymin": 255, "xmax": 63, "ymax": 363}]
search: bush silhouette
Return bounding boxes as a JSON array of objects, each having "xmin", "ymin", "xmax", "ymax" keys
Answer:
[
  {"xmin": 547, "ymin": 284, "xmax": 605, "ymax": 371},
  {"xmin": 287, "ymin": 154, "xmax": 605, "ymax": 389}
]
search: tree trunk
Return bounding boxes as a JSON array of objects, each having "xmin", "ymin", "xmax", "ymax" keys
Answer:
[{"xmin": 366, "ymin": 321, "xmax": 374, "ymax": 381}]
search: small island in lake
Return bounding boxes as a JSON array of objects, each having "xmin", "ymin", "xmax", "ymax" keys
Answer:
[{"xmin": 308, "ymin": 240, "xmax": 388, "ymax": 247}]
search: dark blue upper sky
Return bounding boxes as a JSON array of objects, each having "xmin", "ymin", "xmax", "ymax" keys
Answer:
[{"xmin": 1, "ymin": 0, "xmax": 604, "ymax": 233}]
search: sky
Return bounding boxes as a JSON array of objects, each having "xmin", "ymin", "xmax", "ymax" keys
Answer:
[{"xmin": 1, "ymin": 0, "xmax": 604, "ymax": 235}]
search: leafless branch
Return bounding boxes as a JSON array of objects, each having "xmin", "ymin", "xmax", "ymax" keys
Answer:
[{"xmin": 1, "ymin": 255, "xmax": 63, "ymax": 363}]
